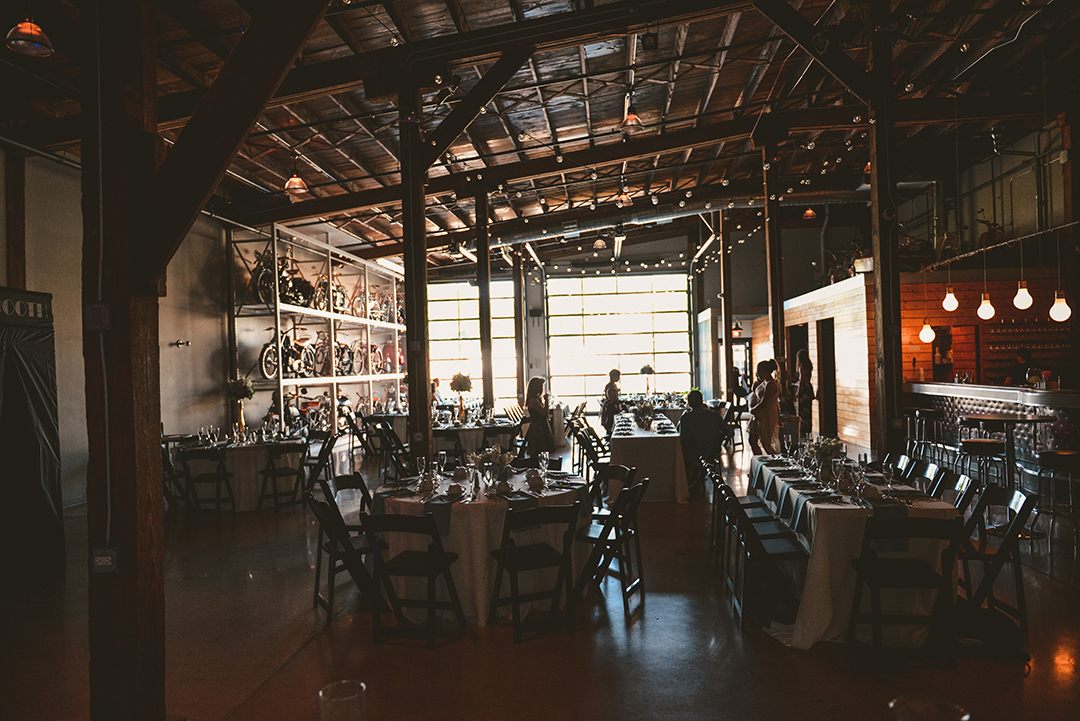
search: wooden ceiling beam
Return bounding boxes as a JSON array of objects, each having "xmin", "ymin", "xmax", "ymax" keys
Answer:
[{"xmin": 143, "ymin": 0, "xmax": 330, "ymax": 281}]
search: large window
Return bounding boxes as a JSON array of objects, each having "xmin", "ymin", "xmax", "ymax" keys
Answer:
[
  {"xmin": 428, "ymin": 281, "xmax": 518, "ymax": 408},
  {"xmin": 547, "ymin": 274, "xmax": 691, "ymax": 408}
]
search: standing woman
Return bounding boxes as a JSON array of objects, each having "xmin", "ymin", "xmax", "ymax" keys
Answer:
[
  {"xmin": 748, "ymin": 360, "xmax": 780, "ymax": 454},
  {"xmin": 600, "ymin": 369, "xmax": 622, "ymax": 435},
  {"xmin": 794, "ymin": 349, "xmax": 815, "ymax": 438},
  {"xmin": 524, "ymin": 376, "xmax": 555, "ymax": 456}
]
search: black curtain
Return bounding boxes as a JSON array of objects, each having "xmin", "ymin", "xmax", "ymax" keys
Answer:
[{"xmin": 0, "ymin": 286, "xmax": 63, "ymax": 567}]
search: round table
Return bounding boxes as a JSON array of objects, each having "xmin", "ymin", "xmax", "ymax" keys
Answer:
[{"xmin": 377, "ymin": 478, "xmax": 588, "ymax": 625}]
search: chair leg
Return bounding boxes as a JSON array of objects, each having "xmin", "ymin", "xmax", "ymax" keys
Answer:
[
  {"xmin": 1012, "ymin": 553, "xmax": 1028, "ymax": 633},
  {"xmin": 488, "ymin": 559, "xmax": 505, "ymax": 626},
  {"xmin": 325, "ymin": 546, "xmax": 337, "ymax": 620},
  {"xmin": 314, "ymin": 531, "xmax": 325, "ymax": 608},
  {"xmin": 442, "ymin": 567, "xmax": 468, "ymax": 634},
  {"xmin": 870, "ymin": 585, "xmax": 883, "ymax": 651},
  {"xmin": 509, "ymin": 569, "xmax": 523, "ymax": 643},
  {"xmin": 427, "ymin": 573, "xmax": 437, "ymax": 649},
  {"xmin": 848, "ymin": 575, "xmax": 864, "ymax": 645}
]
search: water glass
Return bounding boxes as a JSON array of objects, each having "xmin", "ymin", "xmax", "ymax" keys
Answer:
[
  {"xmin": 416, "ymin": 456, "xmax": 426, "ymax": 478},
  {"xmin": 437, "ymin": 451, "xmax": 447, "ymax": 476},
  {"xmin": 538, "ymin": 451, "xmax": 549, "ymax": 479},
  {"xmin": 883, "ymin": 466, "xmax": 895, "ymax": 498},
  {"xmin": 319, "ymin": 680, "xmax": 366, "ymax": 721}
]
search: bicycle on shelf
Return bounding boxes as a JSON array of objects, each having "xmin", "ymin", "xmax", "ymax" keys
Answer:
[
  {"xmin": 250, "ymin": 245, "xmax": 314, "ymax": 308},
  {"xmin": 311, "ymin": 271, "xmax": 349, "ymax": 314},
  {"xmin": 259, "ymin": 327, "xmax": 316, "ymax": 380},
  {"xmin": 311, "ymin": 330, "xmax": 354, "ymax": 377}
]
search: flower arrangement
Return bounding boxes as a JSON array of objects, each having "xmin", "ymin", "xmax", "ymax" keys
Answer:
[
  {"xmin": 225, "ymin": 376, "xmax": 255, "ymax": 401},
  {"xmin": 449, "ymin": 372, "xmax": 473, "ymax": 393},
  {"xmin": 467, "ymin": 444, "xmax": 515, "ymax": 473},
  {"xmin": 633, "ymin": 399, "xmax": 656, "ymax": 430},
  {"xmin": 805, "ymin": 436, "xmax": 845, "ymax": 465},
  {"xmin": 639, "ymin": 364, "xmax": 654, "ymax": 376}
]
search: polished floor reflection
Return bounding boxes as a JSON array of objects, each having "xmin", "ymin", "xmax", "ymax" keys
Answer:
[{"xmin": 4, "ymin": 449, "xmax": 1080, "ymax": 720}]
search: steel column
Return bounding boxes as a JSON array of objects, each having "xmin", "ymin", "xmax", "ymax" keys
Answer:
[
  {"xmin": 718, "ymin": 213, "xmax": 735, "ymax": 401},
  {"xmin": 476, "ymin": 191, "xmax": 494, "ymax": 410},
  {"xmin": 869, "ymin": 0, "xmax": 904, "ymax": 456},
  {"xmin": 513, "ymin": 253, "xmax": 526, "ymax": 404},
  {"xmin": 762, "ymin": 141, "xmax": 785, "ymax": 362}
]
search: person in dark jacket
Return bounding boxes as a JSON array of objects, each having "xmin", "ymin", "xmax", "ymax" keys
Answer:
[{"xmin": 678, "ymin": 389, "xmax": 723, "ymax": 495}]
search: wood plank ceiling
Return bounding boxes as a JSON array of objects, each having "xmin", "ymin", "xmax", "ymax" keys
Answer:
[{"xmin": 2, "ymin": 0, "xmax": 1078, "ymax": 268}]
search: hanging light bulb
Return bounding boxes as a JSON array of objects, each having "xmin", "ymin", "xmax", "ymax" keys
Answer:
[
  {"xmin": 1013, "ymin": 281, "xmax": 1033, "ymax": 310},
  {"xmin": 802, "ymin": 207, "xmax": 816, "ymax": 220},
  {"xmin": 1050, "ymin": 290, "xmax": 1072, "ymax": 322},
  {"xmin": 942, "ymin": 285, "xmax": 958, "ymax": 312},
  {"xmin": 919, "ymin": 320, "xmax": 936, "ymax": 343},
  {"xmin": 6, "ymin": 15, "xmax": 54, "ymax": 58},
  {"xmin": 616, "ymin": 189, "xmax": 633, "ymax": 207},
  {"xmin": 977, "ymin": 292, "xmax": 995, "ymax": 320},
  {"xmin": 620, "ymin": 102, "xmax": 644, "ymax": 135}
]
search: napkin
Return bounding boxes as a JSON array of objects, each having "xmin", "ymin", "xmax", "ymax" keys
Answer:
[
  {"xmin": 790, "ymin": 491, "xmax": 841, "ymax": 533},
  {"xmin": 424, "ymin": 495, "xmax": 458, "ymax": 535}
]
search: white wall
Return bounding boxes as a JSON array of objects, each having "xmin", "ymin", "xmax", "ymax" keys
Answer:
[{"xmin": 20, "ymin": 157, "xmax": 228, "ymax": 507}]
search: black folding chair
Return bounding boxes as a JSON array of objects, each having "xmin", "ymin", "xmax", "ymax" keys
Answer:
[
  {"xmin": 488, "ymin": 502, "xmax": 580, "ymax": 641},
  {"xmin": 176, "ymin": 446, "xmax": 235, "ymax": 516},
  {"xmin": 304, "ymin": 491, "xmax": 381, "ymax": 620}
]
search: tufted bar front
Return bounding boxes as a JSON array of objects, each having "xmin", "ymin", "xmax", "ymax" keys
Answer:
[{"xmin": 905, "ymin": 383, "xmax": 1080, "ymax": 464}]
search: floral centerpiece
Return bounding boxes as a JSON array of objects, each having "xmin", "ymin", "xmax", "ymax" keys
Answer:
[
  {"xmin": 449, "ymin": 372, "xmax": 472, "ymax": 422},
  {"xmin": 804, "ymin": 435, "xmax": 844, "ymax": 465},
  {"xmin": 633, "ymin": 399, "xmax": 656, "ymax": 430},
  {"xmin": 225, "ymin": 376, "xmax": 255, "ymax": 431},
  {"xmin": 640, "ymin": 364, "xmax": 655, "ymax": 395},
  {"xmin": 467, "ymin": 444, "xmax": 515, "ymax": 478}
]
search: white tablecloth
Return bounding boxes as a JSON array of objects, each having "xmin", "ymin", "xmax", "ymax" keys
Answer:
[
  {"xmin": 432, "ymin": 424, "xmax": 518, "ymax": 458},
  {"xmin": 748, "ymin": 456, "xmax": 958, "ymax": 650},
  {"xmin": 379, "ymin": 481, "xmax": 589, "ymax": 625},
  {"xmin": 178, "ymin": 443, "xmax": 302, "ymax": 512},
  {"xmin": 609, "ymin": 414, "xmax": 689, "ymax": 503}
]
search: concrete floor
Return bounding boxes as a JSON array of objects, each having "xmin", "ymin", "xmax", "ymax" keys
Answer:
[{"xmin": 4, "ymin": 448, "xmax": 1080, "ymax": 720}]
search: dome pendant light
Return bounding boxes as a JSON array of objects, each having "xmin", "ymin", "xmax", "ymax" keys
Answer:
[
  {"xmin": 977, "ymin": 292, "xmax": 996, "ymax": 320},
  {"xmin": 1050, "ymin": 290, "xmax": 1072, "ymax": 322},
  {"xmin": 802, "ymin": 207, "xmax": 816, "ymax": 220},
  {"xmin": 942, "ymin": 285, "xmax": 958, "ymax": 312},
  {"xmin": 1013, "ymin": 281, "xmax": 1033, "ymax": 310},
  {"xmin": 919, "ymin": 320, "xmax": 936, "ymax": 343},
  {"xmin": 284, "ymin": 153, "xmax": 308, "ymax": 198},
  {"xmin": 620, "ymin": 92, "xmax": 644, "ymax": 135},
  {"xmin": 6, "ymin": 14, "xmax": 54, "ymax": 58}
]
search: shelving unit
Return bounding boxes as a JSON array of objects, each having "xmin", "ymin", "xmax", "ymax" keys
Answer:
[
  {"xmin": 228, "ymin": 224, "xmax": 406, "ymax": 432},
  {"xmin": 978, "ymin": 319, "xmax": 1072, "ymax": 385}
]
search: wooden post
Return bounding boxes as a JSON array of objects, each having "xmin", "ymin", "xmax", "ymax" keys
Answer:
[
  {"xmin": 400, "ymin": 88, "xmax": 432, "ymax": 458},
  {"xmin": 81, "ymin": 2, "xmax": 165, "ymax": 720},
  {"xmin": 476, "ymin": 191, "xmax": 494, "ymax": 410},
  {"xmin": 869, "ymin": 0, "xmax": 904, "ymax": 455},
  {"xmin": 513, "ymin": 252, "xmax": 526, "ymax": 405},
  {"xmin": 4, "ymin": 154, "xmax": 25, "ymax": 290},
  {"xmin": 762, "ymin": 141, "xmax": 786, "ymax": 362},
  {"xmin": 718, "ymin": 213, "xmax": 735, "ymax": 401},
  {"xmin": 1060, "ymin": 105, "xmax": 1079, "ymax": 368}
]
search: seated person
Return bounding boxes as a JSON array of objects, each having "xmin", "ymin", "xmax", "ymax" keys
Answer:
[{"xmin": 677, "ymin": 389, "xmax": 723, "ymax": 495}]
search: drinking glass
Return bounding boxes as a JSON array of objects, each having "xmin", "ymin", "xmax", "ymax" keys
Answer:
[
  {"xmin": 538, "ymin": 451, "xmax": 549, "ymax": 480},
  {"xmin": 436, "ymin": 451, "xmax": 447, "ymax": 476},
  {"xmin": 883, "ymin": 466, "xmax": 895, "ymax": 498},
  {"xmin": 319, "ymin": 680, "xmax": 366, "ymax": 721},
  {"xmin": 416, "ymin": 456, "xmax": 426, "ymax": 478}
]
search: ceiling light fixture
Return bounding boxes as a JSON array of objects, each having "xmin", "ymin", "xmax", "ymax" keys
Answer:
[
  {"xmin": 620, "ymin": 93, "xmax": 644, "ymax": 135},
  {"xmin": 919, "ymin": 269, "xmax": 935, "ymax": 343},
  {"xmin": 803, "ymin": 207, "xmax": 816, "ymax": 220},
  {"xmin": 593, "ymin": 237, "xmax": 607, "ymax": 250},
  {"xmin": 6, "ymin": 5, "xmax": 53, "ymax": 58},
  {"xmin": 284, "ymin": 154, "xmax": 308, "ymax": 197},
  {"xmin": 1050, "ymin": 229, "xmax": 1072, "ymax": 322}
]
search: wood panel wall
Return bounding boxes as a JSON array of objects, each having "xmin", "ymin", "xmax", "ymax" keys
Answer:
[{"xmin": 899, "ymin": 276, "xmax": 1068, "ymax": 383}]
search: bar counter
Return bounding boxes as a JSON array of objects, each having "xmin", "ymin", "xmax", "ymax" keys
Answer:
[{"xmin": 904, "ymin": 382, "xmax": 1079, "ymax": 463}]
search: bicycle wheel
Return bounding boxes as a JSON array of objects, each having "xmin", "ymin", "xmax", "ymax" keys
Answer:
[
  {"xmin": 369, "ymin": 345, "xmax": 384, "ymax": 375},
  {"xmin": 313, "ymin": 343, "xmax": 331, "ymax": 376},
  {"xmin": 350, "ymin": 294, "xmax": 366, "ymax": 317},
  {"xmin": 312, "ymin": 282, "xmax": 329, "ymax": 312},
  {"xmin": 351, "ymin": 341, "xmax": 367, "ymax": 375},
  {"xmin": 336, "ymin": 344, "xmax": 353, "ymax": 376},
  {"xmin": 259, "ymin": 343, "xmax": 279, "ymax": 379},
  {"xmin": 299, "ymin": 345, "xmax": 317, "ymax": 377}
]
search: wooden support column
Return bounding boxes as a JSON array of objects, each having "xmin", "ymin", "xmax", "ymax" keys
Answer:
[
  {"xmin": 513, "ymin": 252, "xmax": 526, "ymax": 405},
  {"xmin": 81, "ymin": 2, "xmax": 164, "ymax": 720},
  {"xmin": 762, "ymin": 141, "xmax": 785, "ymax": 362},
  {"xmin": 5, "ymin": 154, "xmax": 25, "ymax": 289},
  {"xmin": 1061, "ymin": 105, "xmax": 1079, "ymax": 367},
  {"xmin": 869, "ymin": 0, "xmax": 904, "ymax": 456},
  {"xmin": 476, "ymin": 191, "xmax": 494, "ymax": 410},
  {"xmin": 718, "ymin": 213, "xmax": 735, "ymax": 401},
  {"xmin": 401, "ymin": 91, "xmax": 432, "ymax": 459}
]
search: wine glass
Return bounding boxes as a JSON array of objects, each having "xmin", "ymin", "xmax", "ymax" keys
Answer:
[
  {"xmin": 437, "ymin": 451, "xmax": 447, "ymax": 476},
  {"xmin": 416, "ymin": 456, "xmax": 426, "ymax": 478},
  {"xmin": 883, "ymin": 466, "xmax": 895, "ymax": 498},
  {"xmin": 538, "ymin": 451, "xmax": 549, "ymax": 481}
]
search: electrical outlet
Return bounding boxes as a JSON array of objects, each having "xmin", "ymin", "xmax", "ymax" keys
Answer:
[{"xmin": 92, "ymin": 546, "xmax": 119, "ymax": 574}]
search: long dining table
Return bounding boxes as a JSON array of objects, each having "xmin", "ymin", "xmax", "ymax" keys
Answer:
[
  {"xmin": 370, "ymin": 471, "xmax": 590, "ymax": 625},
  {"xmin": 748, "ymin": 455, "xmax": 959, "ymax": 650},
  {"xmin": 608, "ymin": 412, "xmax": 689, "ymax": 503}
]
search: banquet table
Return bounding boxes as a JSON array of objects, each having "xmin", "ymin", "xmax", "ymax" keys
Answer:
[
  {"xmin": 658, "ymin": 407, "xmax": 686, "ymax": 424},
  {"xmin": 373, "ymin": 473, "xmax": 590, "ymax": 625},
  {"xmin": 176, "ymin": 442, "xmax": 303, "ymax": 512},
  {"xmin": 609, "ymin": 413, "xmax": 689, "ymax": 503},
  {"xmin": 432, "ymin": 422, "xmax": 518, "ymax": 459},
  {"xmin": 748, "ymin": 455, "xmax": 958, "ymax": 650}
]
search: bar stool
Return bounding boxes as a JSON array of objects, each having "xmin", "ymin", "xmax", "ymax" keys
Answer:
[
  {"xmin": 914, "ymin": 408, "xmax": 947, "ymax": 466},
  {"xmin": 1030, "ymin": 450, "xmax": 1080, "ymax": 554},
  {"xmin": 955, "ymin": 438, "xmax": 1008, "ymax": 490},
  {"xmin": 952, "ymin": 418, "xmax": 985, "ymax": 474},
  {"xmin": 902, "ymin": 408, "xmax": 921, "ymax": 457}
]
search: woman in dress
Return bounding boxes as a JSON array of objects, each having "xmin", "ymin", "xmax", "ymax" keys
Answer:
[
  {"xmin": 794, "ymin": 349, "xmax": 815, "ymax": 438},
  {"xmin": 748, "ymin": 360, "xmax": 780, "ymax": 454},
  {"xmin": 524, "ymin": 376, "xmax": 555, "ymax": 456},
  {"xmin": 600, "ymin": 368, "xmax": 622, "ymax": 436}
]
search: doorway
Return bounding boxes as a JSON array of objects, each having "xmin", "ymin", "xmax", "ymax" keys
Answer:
[
  {"xmin": 788, "ymin": 323, "xmax": 809, "ymax": 377},
  {"xmin": 816, "ymin": 318, "xmax": 837, "ymax": 436}
]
